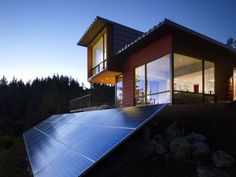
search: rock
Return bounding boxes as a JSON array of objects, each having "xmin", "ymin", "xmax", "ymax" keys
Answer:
[
  {"xmin": 192, "ymin": 141, "xmax": 210, "ymax": 158},
  {"xmin": 154, "ymin": 134, "xmax": 169, "ymax": 148},
  {"xmin": 211, "ymin": 150, "xmax": 234, "ymax": 168},
  {"xmin": 155, "ymin": 142, "xmax": 167, "ymax": 154},
  {"xmin": 197, "ymin": 166, "xmax": 230, "ymax": 177},
  {"xmin": 170, "ymin": 137, "xmax": 191, "ymax": 159},
  {"xmin": 187, "ymin": 132, "xmax": 207, "ymax": 143},
  {"xmin": 164, "ymin": 122, "xmax": 184, "ymax": 142}
]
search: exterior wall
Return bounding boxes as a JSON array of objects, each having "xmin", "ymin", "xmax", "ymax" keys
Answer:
[
  {"xmin": 122, "ymin": 34, "xmax": 172, "ymax": 107},
  {"xmin": 172, "ymin": 31, "xmax": 236, "ymax": 102}
]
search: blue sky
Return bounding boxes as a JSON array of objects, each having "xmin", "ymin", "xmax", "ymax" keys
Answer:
[{"xmin": 0, "ymin": 0, "xmax": 235, "ymax": 86}]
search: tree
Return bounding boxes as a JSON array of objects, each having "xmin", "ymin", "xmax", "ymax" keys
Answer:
[
  {"xmin": 226, "ymin": 37, "xmax": 236, "ymax": 48},
  {"xmin": 0, "ymin": 75, "xmax": 8, "ymax": 86}
]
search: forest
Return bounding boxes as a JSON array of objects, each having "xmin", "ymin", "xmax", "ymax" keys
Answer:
[{"xmin": 0, "ymin": 75, "xmax": 114, "ymax": 177}]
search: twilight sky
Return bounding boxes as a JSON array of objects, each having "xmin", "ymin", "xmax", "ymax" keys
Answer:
[{"xmin": 0, "ymin": 0, "xmax": 236, "ymax": 86}]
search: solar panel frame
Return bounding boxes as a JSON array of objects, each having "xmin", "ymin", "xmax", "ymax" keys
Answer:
[{"xmin": 23, "ymin": 104, "xmax": 167, "ymax": 177}]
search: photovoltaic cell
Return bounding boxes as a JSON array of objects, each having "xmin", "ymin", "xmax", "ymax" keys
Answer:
[{"xmin": 23, "ymin": 104, "xmax": 167, "ymax": 177}]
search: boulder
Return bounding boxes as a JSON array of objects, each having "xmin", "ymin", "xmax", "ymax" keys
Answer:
[
  {"xmin": 211, "ymin": 150, "xmax": 234, "ymax": 168},
  {"xmin": 187, "ymin": 132, "xmax": 207, "ymax": 143},
  {"xmin": 192, "ymin": 141, "xmax": 210, "ymax": 158},
  {"xmin": 155, "ymin": 142, "xmax": 167, "ymax": 154},
  {"xmin": 164, "ymin": 122, "xmax": 184, "ymax": 142},
  {"xmin": 170, "ymin": 137, "xmax": 191, "ymax": 159},
  {"xmin": 197, "ymin": 166, "xmax": 230, "ymax": 177}
]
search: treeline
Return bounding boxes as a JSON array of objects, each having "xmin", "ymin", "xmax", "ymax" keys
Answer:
[{"xmin": 0, "ymin": 75, "xmax": 114, "ymax": 137}]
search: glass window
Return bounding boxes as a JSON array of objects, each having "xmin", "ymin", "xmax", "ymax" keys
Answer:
[
  {"xmin": 147, "ymin": 55, "xmax": 170, "ymax": 95},
  {"xmin": 135, "ymin": 65, "xmax": 146, "ymax": 97},
  {"xmin": 116, "ymin": 75, "xmax": 123, "ymax": 107},
  {"xmin": 234, "ymin": 68, "xmax": 236, "ymax": 101},
  {"xmin": 147, "ymin": 92, "xmax": 170, "ymax": 104},
  {"xmin": 204, "ymin": 61, "xmax": 215, "ymax": 94},
  {"xmin": 92, "ymin": 37, "xmax": 104, "ymax": 67},
  {"xmin": 174, "ymin": 53, "xmax": 202, "ymax": 93},
  {"xmin": 135, "ymin": 54, "xmax": 171, "ymax": 105},
  {"xmin": 92, "ymin": 34, "xmax": 107, "ymax": 75}
]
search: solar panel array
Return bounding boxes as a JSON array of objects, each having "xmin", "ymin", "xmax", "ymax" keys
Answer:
[{"xmin": 23, "ymin": 104, "xmax": 166, "ymax": 177}]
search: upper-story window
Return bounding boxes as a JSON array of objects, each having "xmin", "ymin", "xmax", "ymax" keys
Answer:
[{"xmin": 92, "ymin": 33, "xmax": 107, "ymax": 75}]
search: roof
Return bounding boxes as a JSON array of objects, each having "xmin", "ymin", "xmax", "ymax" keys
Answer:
[
  {"xmin": 115, "ymin": 19, "xmax": 236, "ymax": 58},
  {"xmin": 78, "ymin": 16, "xmax": 143, "ymax": 47}
]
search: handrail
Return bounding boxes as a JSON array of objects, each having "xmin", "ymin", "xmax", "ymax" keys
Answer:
[{"xmin": 91, "ymin": 59, "xmax": 107, "ymax": 75}]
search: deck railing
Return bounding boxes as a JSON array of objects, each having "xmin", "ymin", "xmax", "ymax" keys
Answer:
[{"xmin": 91, "ymin": 59, "xmax": 107, "ymax": 76}]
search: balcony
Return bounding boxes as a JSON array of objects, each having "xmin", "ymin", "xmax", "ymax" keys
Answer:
[
  {"xmin": 89, "ymin": 59, "xmax": 121, "ymax": 84},
  {"xmin": 91, "ymin": 59, "xmax": 107, "ymax": 76}
]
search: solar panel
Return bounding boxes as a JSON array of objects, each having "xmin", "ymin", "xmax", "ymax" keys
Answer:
[{"xmin": 23, "ymin": 104, "xmax": 167, "ymax": 177}]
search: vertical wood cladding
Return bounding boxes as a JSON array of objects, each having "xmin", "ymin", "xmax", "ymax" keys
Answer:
[
  {"xmin": 172, "ymin": 31, "xmax": 236, "ymax": 102},
  {"xmin": 123, "ymin": 34, "xmax": 172, "ymax": 107}
]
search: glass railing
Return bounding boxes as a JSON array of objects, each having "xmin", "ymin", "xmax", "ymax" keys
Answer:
[{"xmin": 91, "ymin": 59, "xmax": 107, "ymax": 76}]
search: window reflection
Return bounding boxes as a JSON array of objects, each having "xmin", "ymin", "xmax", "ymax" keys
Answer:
[
  {"xmin": 116, "ymin": 75, "xmax": 123, "ymax": 107},
  {"xmin": 135, "ymin": 65, "xmax": 146, "ymax": 98},
  {"xmin": 147, "ymin": 55, "xmax": 170, "ymax": 94},
  {"xmin": 135, "ymin": 55, "xmax": 170, "ymax": 105},
  {"xmin": 92, "ymin": 34, "xmax": 107, "ymax": 75}
]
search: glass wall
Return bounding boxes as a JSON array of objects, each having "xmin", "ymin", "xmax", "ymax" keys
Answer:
[
  {"xmin": 115, "ymin": 75, "xmax": 123, "ymax": 107},
  {"xmin": 204, "ymin": 61, "xmax": 215, "ymax": 94},
  {"xmin": 92, "ymin": 34, "xmax": 107, "ymax": 75},
  {"xmin": 174, "ymin": 53, "xmax": 215, "ymax": 103},
  {"xmin": 174, "ymin": 53, "xmax": 202, "ymax": 93},
  {"xmin": 234, "ymin": 68, "xmax": 236, "ymax": 101},
  {"xmin": 135, "ymin": 65, "xmax": 146, "ymax": 105},
  {"xmin": 135, "ymin": 55, "xmax": 170, "ymax": 105},
  {"xmin": 146, "ymin": 55, "xmax": 170, "ymax": 104}
]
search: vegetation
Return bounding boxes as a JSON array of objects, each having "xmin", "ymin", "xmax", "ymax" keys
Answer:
[
  {"xmin": 0, "ymin": 75, "xmax": 114, "ymax": 177},
  {"xmin": 226, "ymin": 37, "xmax": 236, "ymax": 48}
]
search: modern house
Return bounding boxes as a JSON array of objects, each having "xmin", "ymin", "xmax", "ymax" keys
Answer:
[
  {"xmin": 78, "ymin": 17, "xmax": 236, "ymax": 107},
  {"xmin": 23, "ymin": 17, "xmax": 236, "ymax": 177}
]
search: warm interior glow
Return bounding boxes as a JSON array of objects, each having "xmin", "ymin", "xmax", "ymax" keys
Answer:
[
  {"xmin": 174, "ymin": 53, "xmax": 203, "ymax": 93},
  {"xmin": 234, "ymin": 68, "xmax": 236, "ymax": 101},
  {"xmin": 88, "ymin": 70, "xmax": 121, "ymax": 84}
]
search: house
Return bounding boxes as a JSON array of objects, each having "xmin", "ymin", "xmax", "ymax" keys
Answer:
[{"xmin": 78, "ymin": 16, "xmax": 236, "ymax": 107}]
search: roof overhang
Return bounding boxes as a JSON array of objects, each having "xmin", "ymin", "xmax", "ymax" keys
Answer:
[{"xmin": 77, "ymin": 17, "xmax": 107, "ymax": 47}]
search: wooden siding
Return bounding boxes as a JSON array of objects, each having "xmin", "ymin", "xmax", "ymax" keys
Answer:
[{"xmin": 122, "ymin": 34, "xmax": 172, "ymax": 107}]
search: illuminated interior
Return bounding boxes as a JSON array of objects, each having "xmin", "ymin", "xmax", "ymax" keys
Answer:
[
  {"xmin": 135, "ymin": 55, "xmax": 170, "ymax": 105},
  {"xmin": 234, "ymin": 68, "xmax": 236, "ymax": 101},
  {"xmin": 115, "ymin": 75, "xmax": 123, "ymax": 107},
  {"xmin": 174, "ymin": 53, "xmax": 202, "ymax": 93},
  {"xmin": 92, "ymin": 34, "xmax": 107, "ymax": 75}
]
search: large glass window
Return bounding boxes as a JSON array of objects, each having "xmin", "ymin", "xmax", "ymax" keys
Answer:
[
  {"xmin": 146, "ymin": 55, "xmax": 170, "ymax": 104},
  {"xmin": 174, "ymin": 53, "xmax": 215, "ymax": 103},
  {"xmin": 92, "ymin": 34, "xmax": 107, "ymax": 75},
  {"xmin": 204, "ymin": 61, "xmax": 215, "ymax": 94},
  {"xmin": 135, "ymin": 65, "xmax": 146, "ymax": 105},
  {"xmin": 174, "ymin": 54, "xmax": 202, "ymax": 93},
  {"xmin": 234, "ymin": 68, "xmax": 236, "ymax": 101},
  {"xmin": 116, "ymin": 75, "xmax": 123, "ymax": 107},
  {"xmin": 135, "ymin": 55, "xmax": 170, "ymax": 105}
]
